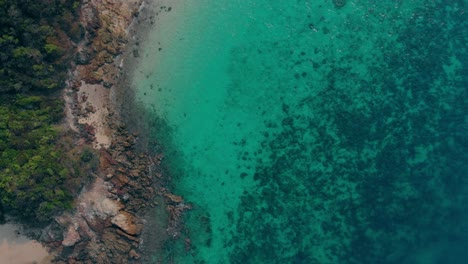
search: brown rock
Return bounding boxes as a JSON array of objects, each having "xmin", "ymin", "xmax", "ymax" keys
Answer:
[
  {"xmin": 114, "ymin": 238, "xmax": 132, "ymax": 254},
  {"xmin": 111, "ymin": 211, "xmax": 142, "ymax": 236},
  {"xmin": 102, "ymin": 229, "xmax": 131, "ymax": 254},
  {"xmin": 122, "ymin": 140, "xmax": 132, "ymax": 148},
  {"xmin": 146, "ymin": 187, "xmax": 154, "ymax": 194},
  {"xmin": 129, "ymin": 170, "xmax": 140, "ymax": 178},
  {"xmin": 165, "ymin": 193, "xmax": 183, "ymax": 203},
  {"xmin": 116, "ymin": 229, "xmax": 141, "ymax": 242},
  {"xmin": 62, "ymin": 225, "xmax": 81, "ymax": 247},
  {"xmin": 129, "ymin": 249, "xmax": 140, "ymax": 260},
  {"xmin": 116, "ymin": 173, "xmax": 130, "ymax": 185},
  {"xmin": 100, "ymin": 149, "xmax": 118, "ymax": 167},
  {"xmin": 100, "ymin": 30, "xmax": 113, "ymax": 44},
  {"xmin": 126, "ymin": 182, "xmax": 139, "ymax": 192}
]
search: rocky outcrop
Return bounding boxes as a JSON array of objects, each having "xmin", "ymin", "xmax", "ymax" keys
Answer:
[
  {"xmin": 45, "ymin": 0, "xmax": 192, "ymax": 263},
  {"xmin": 67, "ymin": 0, "xmax": 144, "ymax": 149},
  {"xmin": 111, "ymin": 211, "xmax": 142, "ymax": 236},
  {"xmin": 48, "ymin": 128, "xmax": 165, "ymax": 263},
  {"xmin": 76, "ymin": 0, "xmax": 142, "ymax": 87},
  {"xmin": 62, "ymin": 225, "xmax": 81, "ymax": 247}
]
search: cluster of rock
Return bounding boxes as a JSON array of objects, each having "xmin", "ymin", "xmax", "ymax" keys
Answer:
[
  {"xmin": 40, "ymin": 0, "xmax": 191, "ymax": 263},
  {"xmin": 73, "ymin": 0, "xmax": 143, "ymax": 88},
  {"xmin": 42, "ymin": 127, "xmax": 163, "ymax": 263}
]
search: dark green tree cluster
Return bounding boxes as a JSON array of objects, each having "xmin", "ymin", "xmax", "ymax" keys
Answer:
[
  {"xmin": 0, "ymin": 0, "xmax": 93, "ymax": 224},
  {"xmin": 0, "ymin": 95, "xmax": 94, "ymax": 222},
  {"xmin": 0, "ymin": 0, "xmax": 82, "ymax": 92}
]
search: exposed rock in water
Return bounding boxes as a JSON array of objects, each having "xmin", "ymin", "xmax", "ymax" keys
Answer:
[
  {"xmin": 165, "ymin": 193, "xmax": 184, "ymax": 203},
  {"xmin": 44, "ymin": 0, "xmax": 192, "ymax": 263}
]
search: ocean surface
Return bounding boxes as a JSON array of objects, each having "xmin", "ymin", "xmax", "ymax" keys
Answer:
[{"xmin": 132, "ymin": 0, "xmax": 467, "ymax": 263}]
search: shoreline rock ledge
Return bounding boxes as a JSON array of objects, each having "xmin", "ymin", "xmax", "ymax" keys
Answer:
[{"xmin": 38, "ymin": 0, "xmax": 192, "ymax": 263}]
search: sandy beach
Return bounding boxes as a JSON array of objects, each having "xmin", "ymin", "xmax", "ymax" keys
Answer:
[{"xmin": 0, "ymin": 224, "xmax": 52, "ymax": 264}]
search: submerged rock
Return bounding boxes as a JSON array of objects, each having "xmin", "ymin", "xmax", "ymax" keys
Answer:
[{"xmin": 333, "ymin": 0, "xmax": 346, "ymax": 8}]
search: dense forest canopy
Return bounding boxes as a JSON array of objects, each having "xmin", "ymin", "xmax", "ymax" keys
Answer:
[
  {"xmin": 0, "ymin": 95, "xmax": 97, "ymax": 221},
  {"xmin": 0, "ymin": 0, "xmax": 82, "ymax": 92},
  {"xmin": 0, "ymin": 0, "xmax": 93, "ymax": 223}
]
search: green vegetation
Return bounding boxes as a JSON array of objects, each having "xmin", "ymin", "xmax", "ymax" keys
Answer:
[
  {"xmin": 0, "ymin": 0, "xmax": 90, "ymax": 224},
  {"xmin": 0, "ymin": 95, "xmax": 94, "ymax": 222},
  {"xmin": 0, "ymin": 0, "xmax": 82, "ymax": 92}
]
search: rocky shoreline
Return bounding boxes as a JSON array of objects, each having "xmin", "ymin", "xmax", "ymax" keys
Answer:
[{"xmin": 38, "ymin": 1, "xmax": 190, "ymax": 263}]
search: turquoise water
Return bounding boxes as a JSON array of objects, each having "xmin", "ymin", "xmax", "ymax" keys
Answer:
[{"xmin": 133, "ymin": 0, "xmax": 467, "ymax": 263}]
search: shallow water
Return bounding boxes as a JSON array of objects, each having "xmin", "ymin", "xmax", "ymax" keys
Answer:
[{"xmin": 133, "ymin": 0, "xmax": 467, "ymax": 263}]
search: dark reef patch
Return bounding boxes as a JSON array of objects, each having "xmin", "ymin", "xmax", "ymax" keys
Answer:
[
  {"xmin": 332, "ymin": 0, "xmax": 346, "ymax": 9},
  {"xmin": 227, "ymin": 0, "xmax": 468, "ymax": 263}
]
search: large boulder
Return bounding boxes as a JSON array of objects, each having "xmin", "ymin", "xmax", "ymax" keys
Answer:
[{"xmin": 111, "ymin": 211, "xmax": 142, "ymax": 236}]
